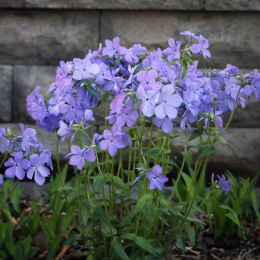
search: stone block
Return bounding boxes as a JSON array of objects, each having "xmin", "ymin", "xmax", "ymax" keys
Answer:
[
  {"xmin": 13, "ymin": 65, "xmax": 57, "ymax": 123},
  {"xmin": 25, "ymin": 0, "xmax": 203, "ymax": 10},
  {"xmin": 101, "ymin": 11, "xmax": 260, "ymax": 69},
  {"xmin": 205, "ymin": 0, "xmax": 260, "ymax": 11},
  {"xmin": 0, "ymin": 66, "xmax": 12, "ymax": 123},
  {"xmin": 0, "ymin": 10, "xmax": 99, "ymax": 65},
  {"xmin": 0, "ymin": 0, "xmax": 24, "ymax": 8}
]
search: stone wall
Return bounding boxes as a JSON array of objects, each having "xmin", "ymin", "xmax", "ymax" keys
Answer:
[{"xmin": 0, "ymin": 1, "xmax": 260, "ymax": 182}]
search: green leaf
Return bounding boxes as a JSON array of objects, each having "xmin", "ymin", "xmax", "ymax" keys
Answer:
[
  {"xmin": 97, "ymin": 92, "xmax": 109, "ymax": 107},
  {"xmin": 182, "ymin": 60, "xmax": 188, "ymax": 78},
  {"xmin": 216, "ymin": 135, "xmax": 237, "ymax": 156},
  {"xmin": 94, "ymin": 206, "xmax": 108, "ymax": 225},
  {"xmin": 188, "ymin": 129, "xmax": 203, "ymax": 141},
  {"xmin": 118, "ymin": 212, "xmax": 136, "ymax": 227},
  {"xmin": 119, "ymin": 233, "xmax": 136, "ymax": 240},
  {"xmin": 176, "ymin": 235, "xmax": 185, "ymax": 253},
  {"xmin": 91, "ymin": 175, "xmax": 108, "ymax": 194},
  {"xmin": 134, "ymin": 236, "xmax": 157, "ymax": 256},
  {"xmin": 185, "ymin": 225, "xmax": 195, "ymax": 247},
  {"xmin": 198, "ymin": 145, "xmax": 215, "ymax": 159},
  {"xmin": 111, "ymin": 241, "xmax": 130, "ymax": 260},
  {"xmin": 143, "ymin": 204, "xmax": 156, "ymax": 224},
  {"xmin": 84, "ymin": 84, "xmax": 100, "ymax": 98},
  {"xmin": 109, "ymin": 175, "xmax": 128, "ymax": 190},
  {"xmin": 181, "ymin": 151, "xmax": 192, "ymax": 167},
  {"xmin": 220, "ymin": 205, "xmax": 241, "ymax": 227},
  {"xmin": 64, "ymin": 234, "xmax": 81, "ymax": 246}
]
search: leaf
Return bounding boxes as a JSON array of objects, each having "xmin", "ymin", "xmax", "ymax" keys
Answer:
[
  {"xmin": 94, "ymin": 206, "xmax": 108, "ymax": 225},
  {"xmin": 176, "ymin": 235, "xmax": 185, "ymax": 253},
  {"xmin": 143, "ymin": 204, "xmax": 156, "ymax": 224},
  {"xmin": 63, "ymin": 234, "xmax": 81, "ymax": 247},
  {"xmin": 109, "ymin": 175, "xmax": 128, "ymax": 190},
  {"xmin": 91, "ymin": 175, "xmax": 108, "ymax": 194},
  {"xmin": 119, "ymin": 233, "xmax": 136, "ymax": 240},
  {"xmin": 182, "ymin": 60, "xmax": 188, "ymax": 78},
  {"xmin": 84, "ymin": 84, "xmax": 100, "ymax": 98},
  {"xmin": 185, "ymin": 225, "xmax": 195, "ymax": 247},
  {"xmin": 216, "ymin": 135, "xmax": 237, "ymax": 156},
  {"xmin": 198, "ymin": 145, "xmax": 215, "ymax": 159},
  {"xmin": 118, "ymin": 212, "xmax": 136, "ymax": 227},
  {"xmin": 181, "ymin": 151, "xmax": 192, "ymax": 167},
  {"xmin": 111, "ymin": 241, "xmax": 130, "ymax": 260},
  {"xmin": 134, "ymin": 236, "xmax": 157, "ymax": 256},
  {"xmin": 220, "ymin": 205, "xmax": 241, "ymax": 227},
  {"xmin": 188, "ymin": 129, "xmax": 203, "ymax": 141},
  {"xmin": 97, "ymin": 92, "xmax": 109, "ymax": 107}
]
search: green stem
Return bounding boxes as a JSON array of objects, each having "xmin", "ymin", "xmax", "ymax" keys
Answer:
[
  {"xmin": 0, "ymin": 153, "xmax": 8, "ymax": 170},
  {"xmin": 56, "ymin": 138, "xmax": 80, "ymax": 232},
  {"xmin": 0, "ymin": 180, "xmax": 19, "ymax": 209}
]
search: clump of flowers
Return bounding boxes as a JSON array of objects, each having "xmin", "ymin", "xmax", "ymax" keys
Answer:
[
  {"xmin": 1, "ymin": 31, "xmax": 258, "ymax": 258},
  {"xmin": 0, "ymin": 124, "xmax": 52, "ymax": 185}
]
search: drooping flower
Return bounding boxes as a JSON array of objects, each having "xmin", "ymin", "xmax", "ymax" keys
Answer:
[
  {"xmin": 4, "ymin": 152, "xmax": 30, "ymax": 180},
  {"xmin": 212, "ymin": 173, "xmax": 232, "ymax": 195},
  {"xmin": 145, "ymin": 165, "xmax": 168, "ymax": 191},
  {"xmin": 57, "ymin": 120, "xmax": 74, "ymax": 142},
  {"xmin": 65, "ymin": 145, "xmax": 96, "ymax": 170}
]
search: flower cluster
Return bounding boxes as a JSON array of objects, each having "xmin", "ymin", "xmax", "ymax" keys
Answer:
[
  {"xmin": 26, "ymin": 31, "xmax": 258, "ymax": 188},
  {"xmin": 0, "ymin": 124, "xmax": 52, "ymax": 185}
]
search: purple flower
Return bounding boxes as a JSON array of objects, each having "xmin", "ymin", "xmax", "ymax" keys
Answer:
[
  {"xmin": 180, "ymin": 31, "xmax": 199, "ymax": 41},
  {"xmin": 163, "ymin": 38, "xmax": 181, "ymax": 63},
  {"xmin": 155, "ymin": 84, "xmax": 183, "ymax": 119},
  {"xmin": 73, "ymin": 58, "xmax": 100, "ymax": 80},
  {"xmin": 137, "ymin": 70, "xmax": 162, "ymax": 91},
  {"xmin": 137, "ymin": 86, "xmax": 159, "ymax": 117},
  {"xmin": 190, "ymin": 34, "xmax": 211, "ymax": 59},
  {"xmin": 57, "ymin": 120, "xmax": 74, "ymax": 142},
  {"xmin": 183, "ymin": 91, "xmax": 201, "ymax": 116},
  {"xmin": 212, "ymin": 173, "xmax": 232, "ymax": 195},
  {"xmin": 102, "ymin": 37, "xmax": 127, "ymax": 57},
  {"xmin": 83, "ymin": 109, "xmax": 95, "ymax": 127},
  {"xmin": 99, "ymin": 130, "xmax": 125, "ymax": 156},
  {"xmin": 65, "ymin": 145, "xmax": 96, "ymax": 170},
  {"xmin": 0, "ymin": 174, "xmax": 3, "ymax": 184},
  {"xmin": 27, "ymin": 153, "xmax": 50, "ymax": 185},
  {"xmin": 20, "ymin": 124, "xmax": 38, "ymax": 152},
  {"xmin": 110, "ymin": 91, "xmax": 126, "ymax": 112},
  {"xmin": 116, "ymin": 100, "xmax": 139, "ymax": 127},
  {"xmin": 145, "ymin": 165, "xmax": 168, "ymax": 191},
  {"xmin": 154, "ymin": 116, "xmax": 175, "ymax": 133},
  {"xmin": 4, "ymin": 152, "xmax": 30, "ymax": 180}
]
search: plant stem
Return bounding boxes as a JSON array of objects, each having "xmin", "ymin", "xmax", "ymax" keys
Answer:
[
  {"xmin": 56, "ymin": 138, "xmax": 80, "ymax": 232},
  {"xmin": 0, "ymin": 180, "xmax": 19, "ymax": 209}
]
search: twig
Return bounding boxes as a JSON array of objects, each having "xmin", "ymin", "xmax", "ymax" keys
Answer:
[
  {"xmin": 55, "ymin": 245, "xmax": 71, "ymax": 260},
  {"xmin": 238, "ymin": 247, "xmax": 259, "ymax": 260}
]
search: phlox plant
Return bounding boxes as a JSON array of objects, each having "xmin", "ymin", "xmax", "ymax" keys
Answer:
[{"xmin": 0, "ymin": 31, "xmax": 260, "ymax": 259}]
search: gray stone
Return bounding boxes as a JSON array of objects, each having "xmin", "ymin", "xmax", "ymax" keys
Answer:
[
  {"xmin": 0, "ymin": 66, "xmax": 12, "ymax": 123},
  {"xmin": 0, "ymin": 10, "xmax": 99, "ymax": 65},
  {"xmin": 224, "ymin": 96, "xmax": 260, "ymax": 128},
  {"xmin": 13, "ymin": 65, "xmax": 57, "ymax": 123},
  {"xmin": 169, "ymin": 128, "xmax": 260, "ymax": 182},
  {"xmin": 101, "ymin": 11, "xmax": 260, "ymax": 69},
  {"xmin": 0, "ymin": 0, "xmax": 24, "ymax": 8},
  {"xmin": 205, "ymin": 0, "xmax": 260, "ymax": 11},
  {"xmin": 25, "ymin": 0, "xmax": 203, "ymax": 10}
]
